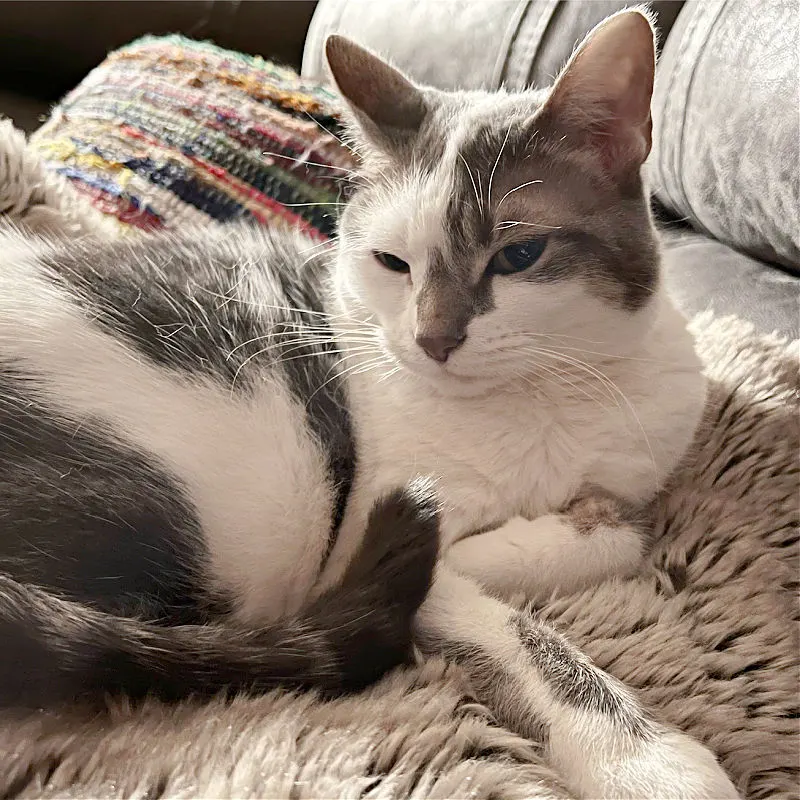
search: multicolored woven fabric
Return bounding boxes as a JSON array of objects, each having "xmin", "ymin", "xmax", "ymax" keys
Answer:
[{"xmin": 30, "ymin": 35, "xmax": 355, "ymax": 239}]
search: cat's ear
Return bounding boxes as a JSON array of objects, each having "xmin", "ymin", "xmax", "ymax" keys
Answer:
[
  {"xmin": 325, "ymin": 35, "xmax": 427, "ymax": 152},
  {"xmin": 539, "ymin": 8, "xmax": 656, "ymax": 182}
]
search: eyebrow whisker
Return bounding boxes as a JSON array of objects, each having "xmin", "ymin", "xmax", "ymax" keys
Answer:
[
  {"xmin": 494, "ymin": 220, "xmax": 562, "ymax": 231},
  {"xmin": 458, "ymin": 151, "xmax": 484, "ymax": 218},
  {"xmin": 496, "ymin": 180, "xmax": 543, "ymax": 210},
  {"xmin": 487, "ymin": 124, "xmax": 512, "ymax": 210}
]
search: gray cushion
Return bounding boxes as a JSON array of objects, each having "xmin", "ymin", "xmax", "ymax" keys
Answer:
[
  {"xmin": 650, "ymin": 0, "xmax": 800, "ymax": 274},
  {"xmin": 302, "ymin": 0, "xmax": 682, "ymax": 91},
  {"xmin": 661, "ymin": 227, "xmax": 800, "ymax": 339}
]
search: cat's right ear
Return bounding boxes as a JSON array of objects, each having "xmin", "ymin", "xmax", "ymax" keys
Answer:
[
  {"xmin": 537, "ymin": 8, "xmax": 656, "ymax": 185},
  {"xmin": 325, "ymin": 35, "xmax": 427, "ymax": 153}
]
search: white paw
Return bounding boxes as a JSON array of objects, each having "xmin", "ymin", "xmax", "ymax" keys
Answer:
[
  {"xmin": 598, "ymin": 729, "xmax": 739, "ymax": 799},
  {"xmin": 550, "ymin": 718, "xmax": 740, "ymax": 799}
]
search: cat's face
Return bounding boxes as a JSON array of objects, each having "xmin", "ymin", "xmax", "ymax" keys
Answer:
[{"xmin": 329, "ymin": 10, "xmax": 660, "ymax": 394}]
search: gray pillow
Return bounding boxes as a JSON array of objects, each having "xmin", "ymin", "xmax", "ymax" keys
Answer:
[
  {"xmin": 302, "ymin": 0, "xmax": 681, "ymax": 91},
  {"xmin": 649, "ymin": 0, "xmax": 800, "ymax": 273}
]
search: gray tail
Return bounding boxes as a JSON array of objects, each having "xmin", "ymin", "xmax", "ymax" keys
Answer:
[{"xmin": 0, "ymin": 485, "xmax": 439, "ymax": 707}]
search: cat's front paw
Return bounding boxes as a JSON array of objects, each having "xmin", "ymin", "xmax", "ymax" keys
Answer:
[
  {"xmin": 603, "ymin": 728, "xmax": 739, "ymax": 800},
  {"xmin": 445, "ymin": 508, "xmax": 646, "ymax": 602},
  {"xmin": 551, "ymin": 719, "xmax": 739, "ymax": 799}
]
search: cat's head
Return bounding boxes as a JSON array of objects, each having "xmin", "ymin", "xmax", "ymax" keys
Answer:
[{"xmin": 327, "ymin": 8, "xmax": 660, "ymax": 394}]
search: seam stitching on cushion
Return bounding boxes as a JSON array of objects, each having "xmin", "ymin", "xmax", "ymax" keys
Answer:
[
  {"xmin": 525, "ymin": 0, "xmax": 560, "ymax": 88},
  {"xmin": 656, "ymin": 6, "xmax": 689, "ymax": 213},
  {"xmin": 674, "ymin": 0, "xmax": 729, "ymax": 234},
  {"xmin": 504, "ymin": 0, "xmax": 559, "ymax": 90},
  {"xmin": 663, "ymin": 3, "xmax": 700, "ymax": 215},
  {"xmin": 492, "ymin": 0, "xmax": 532, "ymax": 90}
]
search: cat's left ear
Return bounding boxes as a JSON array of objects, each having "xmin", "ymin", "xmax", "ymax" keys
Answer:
[
  {"xmin": 538, "ymin": 8, "xmax": 656, "ymax": 183},
  {"xmin": 325, "ymin": 35, "xmax": 427, "ymax": 152}
]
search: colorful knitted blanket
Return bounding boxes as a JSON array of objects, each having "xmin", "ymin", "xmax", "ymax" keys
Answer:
[{"xmin": 30, "ymin": 35, "xmax": 356, "ymax": 239}]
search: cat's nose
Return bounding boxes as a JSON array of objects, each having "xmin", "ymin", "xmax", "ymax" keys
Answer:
[{"xmin": 415, "ymin": 333, "xmax": 466, "ymax": 363}]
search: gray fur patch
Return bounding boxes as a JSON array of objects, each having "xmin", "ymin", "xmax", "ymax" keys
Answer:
[
  {"xmin": 513, "ymin": 613, "xmax": 656, "ymax": 740},
  {"xmin": 563, "ymin": 485, "xmax": 654, "ymax": 539},
  {"xmin": 415, "ymin": 246, "xmax": 494, "ymax": 342},
  {"xmin": 0, "ymin": 363, "xmax": 212, "ymax": 623},
  {"xmin": 375, "ymin": 90, "xmax": 660, "ymax": 313},
  {"xmin": 455, "ymin": 112, "xmax": 658, "ymax": 311}
]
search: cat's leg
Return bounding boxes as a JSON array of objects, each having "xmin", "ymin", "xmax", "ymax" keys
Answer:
[
  {"xmin": 416, "ymin": 568, "xmax": 739, "ymax": 799},
  {"xmin": 445, "ymin": 489, "xmax": 649, "ymax": 601}
]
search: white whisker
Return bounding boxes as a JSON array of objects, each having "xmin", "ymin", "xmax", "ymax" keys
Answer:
[
  {"xmin": 523, "ymin": 345, "xmax": 660, "ymax": 485},
  {"xmin": 226, "ymin": 329, "xmax": 378, "ymax": 359},
  {"xmin": 301, "ymin": 110, "xmax": 357, "ymax": 156},
  {"xmin": 496, "ymin": 180, "xmax": 543, "ymax": 210},
  {"xmin": 458, "ymin": 152, "xmax": 483, "ymax": 216},
  {"xmin": 514, "ymin": 349, "xmax": 617, "ymax": 411},
  {"xmin": 281, "ymin": 202, "xmax": 345, "ymax": 208},
  {"xmin": 306, "ymin": 353, "xmax": 393, "ymax": 405},
  {"xmin": 193, "ymin": 286, "xmax": 381, "ymax": 329},
  {"xmin": 494, "ymin": 220, "xmax": 562, "ymax": 231},
  {"xmin": 269, "ymin": 344, "xmax": 379, "ymax": 370},
  {"xmin": 261, "ymin": 151, "xmax": 360, "ymax": 179},
  {"xmin": 489, "ymin": 332, "xmax": 680, "ymax": 365},
  {"xmin": 488, "ymin": 125, "xmax": 512, "ymax": 210},
  {"xmin": 298, "ymin": 238, "xmax": 334, "ymax": 255}
]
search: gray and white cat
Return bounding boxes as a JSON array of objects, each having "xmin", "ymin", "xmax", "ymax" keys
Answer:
[{"xmin": 0, "ymin": 9, "xmax": 738, "ymax": 799}]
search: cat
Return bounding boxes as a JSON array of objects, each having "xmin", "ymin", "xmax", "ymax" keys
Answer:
[{"xmin": 0, "ymin": 7, "xmax": 739, "ymax": 799}]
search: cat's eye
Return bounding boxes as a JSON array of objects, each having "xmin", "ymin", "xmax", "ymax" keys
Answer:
[
  {"xmin": 488, "ymin": 237, "xmax": 548, "ymax": 275},
  {"xmin": 374, "ymin": 251, "xmax": 410, "ymax": 273}
]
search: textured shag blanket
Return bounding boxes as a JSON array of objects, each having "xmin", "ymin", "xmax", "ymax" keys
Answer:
[{"xmin": 0, "ymin": 125, "xmax": 798, "ymax": 800}]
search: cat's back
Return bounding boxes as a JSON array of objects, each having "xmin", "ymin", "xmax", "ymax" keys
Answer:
[
  {"xmin": 0, "ymin": 223, "xmax": 352, "ymax": 624},
  {"xmin": 1, "ymin": 224, "xmax": 329, "ymax": 383}
]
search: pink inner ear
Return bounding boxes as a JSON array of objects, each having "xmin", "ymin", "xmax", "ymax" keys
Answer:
[
  {"xmin": 544, "ymin": 11, "xmax": 656, "ymax": 181},
  {"xmin": 587, "ymin": 54, "xmax": 654, "ymax": 177},
  {"xmin": 591, "ymin": 106, "xmax": 653, "ymax": 177}
]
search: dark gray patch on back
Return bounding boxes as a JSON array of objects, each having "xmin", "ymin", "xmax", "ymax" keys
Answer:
[
  {"xmin": 0, "ymin": 363, "xmax": 213, "ymax": 623},
  {"xmin": 263, "ymin": 238, "xmax": 356, "ymax": 535},
  {"xmin": 513, "ymin": 613, "xmax": 656, "ymax": 740},
  {"xmin": 41, "ymin": 231, "xmax": 326, "ymax": 391}
]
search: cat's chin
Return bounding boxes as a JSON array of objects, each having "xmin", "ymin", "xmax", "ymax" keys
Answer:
[{"xmin": 394, "ymin": 352, "xmax": 510, "ymax": 398}]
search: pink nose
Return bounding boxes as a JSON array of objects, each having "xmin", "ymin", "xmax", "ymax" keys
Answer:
[{"xmin": 415, "ymin": 333, "xmax": 465, "ymax": 363}]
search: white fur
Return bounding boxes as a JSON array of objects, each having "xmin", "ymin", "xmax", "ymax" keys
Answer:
[
  {"xmin": 548, "ymin": 708, "xmax": 739, "ymax": 799},
  {"xmin": 318, "ymin": 277, "xmax": 706, "ymax": 590},
  {"xmin": 0, "ymin": 230, "xmax": 332, "ymax": 623}
]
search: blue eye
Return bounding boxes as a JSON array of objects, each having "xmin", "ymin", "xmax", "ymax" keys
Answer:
[
  {"xmin": 374, "ymin": 251, "xmax": 410, "ymax": 273},
  {"xmin": 488, "ymin": 237, "xmax": 548, "ymax": 275}
]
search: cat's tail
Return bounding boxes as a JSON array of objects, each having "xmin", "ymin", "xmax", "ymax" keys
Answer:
[{"xmin": 0, "ymin": 483, "xmax": 439, "ymax": 707}]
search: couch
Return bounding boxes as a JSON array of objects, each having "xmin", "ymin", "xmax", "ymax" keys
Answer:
[{"xmin": 1, "ymin": 0, "xmax": 797, "ymax": 335}]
